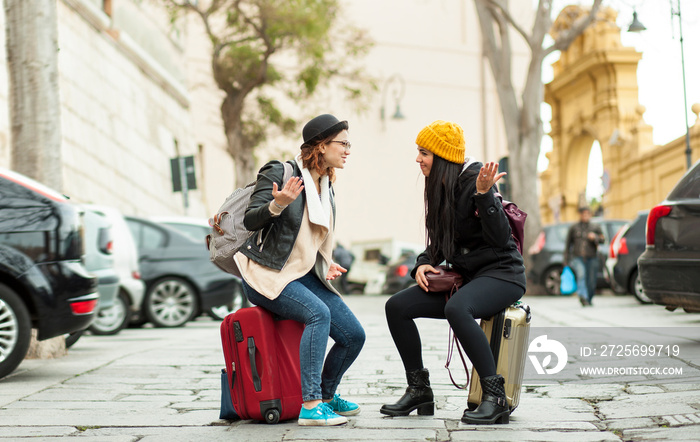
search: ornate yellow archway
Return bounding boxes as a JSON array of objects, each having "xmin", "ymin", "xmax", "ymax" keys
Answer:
[{"xmin": 539, "ymin": 6, "xmax": 700, "ymax": 224}]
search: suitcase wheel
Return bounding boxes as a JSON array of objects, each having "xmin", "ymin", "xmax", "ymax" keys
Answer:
[{"xmin": 264, "ymin": 408, "xmax": 280, "ymax": 424}]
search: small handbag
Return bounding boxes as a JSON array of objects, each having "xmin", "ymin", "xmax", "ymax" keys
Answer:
[
  {"xmin": 425, "ymin": 266, "xmax": 463, "ymax": 296},
  {"xmin": 424, "ymin": 266, "xmax": 469, "ymax": 389}
]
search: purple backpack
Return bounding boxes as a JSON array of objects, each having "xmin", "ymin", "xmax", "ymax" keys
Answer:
[
  {"xmin": 476, "ymin": 192, "xmax": 527, "ymax": 255},
  {"xmin": 496, "ymin": 193, "xmax": 527, "ymax": 255}
]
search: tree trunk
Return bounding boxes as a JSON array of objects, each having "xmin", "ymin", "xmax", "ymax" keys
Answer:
[
  {"xmin": 222, "ymin": 94, "xmax": 256, "ymax": 187},
  {"xmin": 5, "ymin": 0, "xmax": 63, "ymax": 190},
  {"xmin": 5, "ymin": 0, "xmax": 67, "ymax": 358},
  {"xmin": 475, "ymin": 2, "xmax": 543, "ymax": 260},
  {"xmin": 510, "ymin": 118, "xmax": 543, "ymax": 257},
  {"xmin": 515, "ymin": 51, "xmax": 546, "ymax": 257}
]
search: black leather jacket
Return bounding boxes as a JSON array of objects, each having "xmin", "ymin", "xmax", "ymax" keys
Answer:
[
  {"xmin": 564, "ymin": 221, "xmax": 604, "ymax": 261},
  {"xmin": 412, "ymin": 162, "xmax": 526, "ymax": 289},
  {"xmin": 240, "ymin": 160, "xmax": 336, "ymax": 270}
]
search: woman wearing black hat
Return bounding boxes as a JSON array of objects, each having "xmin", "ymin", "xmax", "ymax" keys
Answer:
[
  {"xmin": 379, "ymin": 120, "xmax": 526, "ymax": 425},
  {"xmin": 234, "ymin": 114, "xmax": 365, "ymax": 426}
]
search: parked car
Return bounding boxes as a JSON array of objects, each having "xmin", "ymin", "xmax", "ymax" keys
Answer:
[
  {"xmin": 606, "ymin": 211, "xmax": 650, "ymax": 304},
  {"xmin": 62, "ymin": 209, "xmax": 121, "ymax": 347},
  {"xmin": 82, "ymin": 209, "xmax": 120, "ymax": 312},
  {"xmin": 149, "ymin": 216, "xmax": 210, "ymax": 244},
  {"xmin": 149, "ymin": 216, "xmax": 248, "ymax": 319},
  {"xmin": 638, "ymin": 160, "xmax": 700, "ymax": 313},
  {"xmin": 528, "ymin": 218, "xmax": 627, "ymax": 295},
  {"xmin": 83, "ymin": 205, "xmax": 146, "ymax": 335},
  {"xmin": 382, "ymin": 252, "xmax": 418, "ymax": 294},
  {"xmin": 125, "ymin": 216, "xmax": 237, "ymax": 327},
  {"xmin": 0, "ymin": 168, "xmax": 99, "ymax": 378}
]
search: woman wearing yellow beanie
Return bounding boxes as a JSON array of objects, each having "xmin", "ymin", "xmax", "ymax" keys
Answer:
[{"xmin": 380, "ymin": 120, "xmax": 526, "ymax": 425}]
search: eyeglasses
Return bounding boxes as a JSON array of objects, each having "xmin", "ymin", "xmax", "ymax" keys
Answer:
[{"xmin": 329, "ymin": 140, "xmax": 351, "ymax": 151}]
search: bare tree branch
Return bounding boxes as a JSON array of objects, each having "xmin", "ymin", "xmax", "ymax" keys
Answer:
[
  {"xmin": 478, "ymin": 0, "xmax": 531, "ymax": 47},
  {"xmin": 529, "ymin": 0, "xmax": 553, "ymax": 49},
  {"xmin": 544, "ymin": 0, "xmax": 604, "ymax": 56},
  {"xmin": 474, "ymin": 0, "xmax": 501, "ymax": 73},
  {"xmin": 494, "ymin": 7, "xmax": 512, "ymax": 81}
]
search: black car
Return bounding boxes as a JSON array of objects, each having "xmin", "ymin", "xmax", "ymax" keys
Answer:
[
  {"xmin": 606, "ymin": 211, "xmax": 650, "ymax": 304},
  {"xmin": 382, "ymin": 252, "xmax": 418, "ymax": 294},
  {"xmin": 149, "ymin": 216, "xmax": 248, "ymax": 319},
  {"xmin": 528, "ymin": 218, "xmax": 627, "ymax": 295},
  {"xmin": 638, "ymin": 161, "xmax": 700, "ymax": 313},
  {"xmin": 125, "ymin": 216, "xmax": 237, "ymax": 327},
  {"xmin": 0, "ymin": 168, "xmax": 99, "ymax": 379}
]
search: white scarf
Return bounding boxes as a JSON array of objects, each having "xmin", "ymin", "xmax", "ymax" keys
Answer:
[{"xmin": 295, "ymin": 154, "xmax": 331, "ymax": 229}]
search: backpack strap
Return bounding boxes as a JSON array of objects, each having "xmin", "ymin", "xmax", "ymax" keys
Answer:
[{"xmin": 282, "ymin": 161, "xmax": 293, "ymax": 185}]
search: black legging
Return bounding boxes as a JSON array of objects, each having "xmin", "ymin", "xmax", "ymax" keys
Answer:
[{"xmin": 385, "ymin": 276, "xmax": 524, "ymax": 378}]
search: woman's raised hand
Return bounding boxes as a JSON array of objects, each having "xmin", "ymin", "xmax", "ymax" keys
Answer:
[
  {"xmin": 272, "ymin": 176, "xmax": 304, "ymax": 207},
  {"xmin": 415, "ymin": 264, "xmax": 440, "ymax": 292},
  {"xmin": 476, "ymin": 161, "xmax": 507, "ymax": 194}
]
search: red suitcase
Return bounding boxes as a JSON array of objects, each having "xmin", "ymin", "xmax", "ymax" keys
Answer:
[{"xmin": 221, "ymin": 306, "xmax": 304, "ymax": 424}]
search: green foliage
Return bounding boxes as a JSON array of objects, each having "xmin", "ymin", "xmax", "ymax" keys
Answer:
[
  {"xmin": 162, "ymin": 0, "xmax": 375, "ymax": 168},
  {"xmin": 297, "ymin": 65, "xmax": 322, "ymax": 95}
]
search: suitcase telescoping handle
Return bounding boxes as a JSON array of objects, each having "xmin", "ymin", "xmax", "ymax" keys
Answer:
[{"xmin": 247, "ymin": 337, "xmax": 262, "ymax": 392}]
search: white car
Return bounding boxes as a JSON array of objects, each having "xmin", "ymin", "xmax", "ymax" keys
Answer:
[
  {"xmin": 84, "ymin": 205, "xmax": 146, "ymax": 335},
  {"xmin": 149, "ymin": 216, "xmax": 248, "ymax": 319}
]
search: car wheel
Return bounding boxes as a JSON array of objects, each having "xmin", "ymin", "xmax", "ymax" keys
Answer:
[
  {"xmin": 144, "ymin": 277, "xmax": 198, "ymax": 327},
  {"xmin": 630, "ymin": 270, "xmax": 653, "ymax": 304},
  {"xmin": 207, "ymin": 281, "xmax": 249, "ymax": 320},
  {"xmin": 543, "ymin": 266, "xmax": 563, "ymax": 296},
  {"xmin": 0, "ymin": 284, "xmax": 32, "ymax": 379},
  {"xmin": 89, "ymin": 291, "xmax": 130, "ymax": 335}
]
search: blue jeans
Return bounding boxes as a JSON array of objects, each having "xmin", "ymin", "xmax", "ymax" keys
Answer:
[
  {"xmin": 571, "ymin": 257, "xmax": 598, "ymax": 302},
  {"xmin": 242, "ymin": 272, "xmax": 365, "ymax": 402}
]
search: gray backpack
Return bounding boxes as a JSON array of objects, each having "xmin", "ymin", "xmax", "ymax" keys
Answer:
[{"xmin": 206, "ymin": 162, "xmax": 293, "ymax": 276}]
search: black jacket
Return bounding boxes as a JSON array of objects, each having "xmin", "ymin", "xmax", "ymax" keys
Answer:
[
  {"xmin": 412, "ymin": 162, "xmax": 526, "ymax": 289},
  {"xmin": 564, "ymin": 221, "xmax": 604, "ymax": 261},
  {"xmin": 240, "ymin": 160, "xmax": 336, "ymax": 270}
]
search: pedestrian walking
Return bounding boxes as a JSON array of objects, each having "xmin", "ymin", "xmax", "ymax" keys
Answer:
[
  {"xmin": 564, "ymin": 206, "xmax": 604, "ymax": 306},
  {"xmin": 234, "ymin": 114, "xmax": 365, "ymax": 426},
  {"xmin": 380, "ymin": 120, "xmax": 526, "ymax": 425}
]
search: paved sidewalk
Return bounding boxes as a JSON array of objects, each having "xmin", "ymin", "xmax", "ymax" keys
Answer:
[{"xmin": 1, "ymin": 294, "xmax": 700, "ymax": 441}]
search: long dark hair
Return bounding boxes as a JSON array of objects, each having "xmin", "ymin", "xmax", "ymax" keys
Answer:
[{"xmin": 425, "ymin": 155, "xmax": 463, "ymax": 264}]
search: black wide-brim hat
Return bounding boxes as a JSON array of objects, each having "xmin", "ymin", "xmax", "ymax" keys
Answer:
[{"xmin": 302, "ymin": 114, "xmax": 348, "ymax": 146}]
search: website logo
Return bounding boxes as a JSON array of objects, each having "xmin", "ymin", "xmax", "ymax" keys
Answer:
[{"xmin": 528, "ymin": 335, "xmax": 568, "ymax": 375}]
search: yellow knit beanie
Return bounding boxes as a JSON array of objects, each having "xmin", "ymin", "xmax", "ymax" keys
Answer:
[{"xmin": 415, "ymin": 120, "xmax": 465, "ymax": 164}]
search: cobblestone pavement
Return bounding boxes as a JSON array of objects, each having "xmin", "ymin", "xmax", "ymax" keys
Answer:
[{"xmin": 1, "ymin": 293, "xmax": 699, "ymax": 441}]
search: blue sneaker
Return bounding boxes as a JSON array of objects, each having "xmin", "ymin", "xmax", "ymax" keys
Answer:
[
  {"xmin": 298, "ymin": 402, "xmax": 347, "ymax": 426},
  {"xmin": 326, "ymin": 394, "xmax": 361, "ymax": 416}
]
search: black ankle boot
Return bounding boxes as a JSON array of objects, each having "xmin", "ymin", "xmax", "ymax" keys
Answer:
[
  {"xmin": 461, "ymin": 374, "xmax": 509, "ymax": 424},
  {"xmin": 380, "ymin": 368, "xmax": 434, "ymax": 416}
]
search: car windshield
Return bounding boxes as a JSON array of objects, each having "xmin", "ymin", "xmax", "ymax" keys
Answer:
[{"xmin": 667, "ymin": 161, "xmax": 700, "ymax": 200}]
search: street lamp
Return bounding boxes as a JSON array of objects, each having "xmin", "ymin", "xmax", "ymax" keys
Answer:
[
  {"xmin": 380, "ymin": 74, "xmax": 406, "ymax": 128},
  {"xmin": 628, "ymin": 1, "xmax": 692, "ymax": 170}
]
